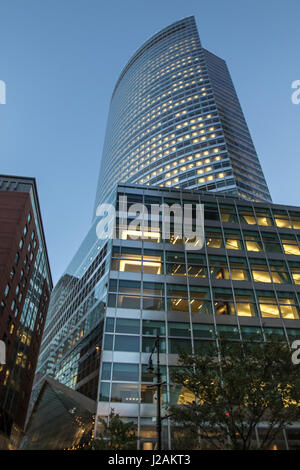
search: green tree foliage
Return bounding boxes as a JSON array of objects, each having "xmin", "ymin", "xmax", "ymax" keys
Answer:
[
  {"xmin": 88, "ymin": 410, "xmax": 137, "ymax": 450},
  {"xmin": 168, "ymin": 338, "xmax": 300, "ymax": 450}
]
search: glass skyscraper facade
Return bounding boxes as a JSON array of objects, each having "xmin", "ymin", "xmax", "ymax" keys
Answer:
[{"xmin": 27, "ymin": 17, "xmax": 300, "ymax": 450}]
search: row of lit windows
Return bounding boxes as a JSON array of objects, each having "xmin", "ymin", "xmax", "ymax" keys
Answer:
[
  {"xmin": 126, "ymin": 141, "xmax": 223, "ymax": 181},
  {"xmin": 205, "ymin": 203, "xmax": 300, "ymax": 229},
  {"xmin": 119, "ymin": 55, "xmax": 202, "ymax": 100},
  {"xmin": 120, "ymin": 102, "xmax": 212, "ymax": 166},
  {"xmin": 122, "ymin": 113, "xmax": 217, "ymax": 171},
  {"xmin": 114, "ymin": 221, "xmax": 300, "ymax": 254},
  {"xmin": 116, "ymin": 70, "xmax": 205, "ymax": 130},
  {"xmin": 107, "ymin": 91, "xmax": 213, "ymax": 159},
  {"xmin": 107, "ymin": 280, "xmax": 300, "ymax": 320},
  {"xmin": 136, "ymin": 149, "xmax": 224, "ymax": 183},
  {"xmin": 111, "ymin": 73, "xmax": 209, "ymax": 154},
  {"xmin": 110, "ymin": 248, "xmax": 300, "ymax": 286}
]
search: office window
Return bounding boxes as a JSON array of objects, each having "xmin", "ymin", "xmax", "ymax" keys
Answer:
[
  {"xmin": 262, "ymin": 233, "xmax": 282, "ymax": 253},
  {"xmin": 234, "ymin": 289, "xmax": 257, "ymax": 317},
  {"xmin": 244, "ymin": 231, "xmax": 263, "ymax": 252},
  {"xmin": 219, "ymin": 204, "xmax": 238, "ymax": 223},
  {"xmin": 213, "ymin": 288, "xmax": 234, "ymax": 315},
  {"xmin": 209, "ymin": 256, "xmax": 229, "ymax": 279},
  {"xmin": 4, "ymin": 284, "xmax": 10, "ymax": 298},
  {"xmin": 105, "ymin": 318, "xmax": 115, "ymax": 332},
  {"xmin": 289, "ymin": 212, "xmax": 300, "ymax": 230},
  {"xmin": 273, "ymin": 210, "xmax": 292, "ymax": 229},
  {"xmin": 142, "ymin": 320, "xmax": 166, "ymax": 336},
  {"xmin": 250, "ymin": 260, "xmax": 272, "ymax": 283},
  {"xmin": 193, "ymin": 323, "xmax": 215, "ymax": 339},
  {"xmin": 240, "ymin": 326, "xmax": 263, "ymax": 341},
  {"xmin": 168, "ymin": 338, "xmax": 192, "ymax": 353},
  {"xmin": 142, "ymin": 336, "xmax": 166, "ymax": 353},
  {"xmin": 206, "ymin": 228, "xmax": 223, "ymax": 249},
  {"xmin": 111, "ymin": 383, "xmax": 139, "ymax": 403},
  {"xmin": 224, "ymin": 229, "xmax": 243, "ymax": 251},
  {"xmin": 143, "ymin": 250, "xmax": 163, "ymax": 274},
  {"xmin": 114, "ymin": 335, "xmax": 140, "ymax": 352},
  {"xmin": 217, "ymin": 325, "xmax": 240, "ymax": 340},
  {"xmin": 238, "ymin": 208, "xmax": 256, "ymax": 225},
  {"xmin": 168, "ymin": 322, "xmax": 191, "ymax": 338},
  {"xmin": 255, "ymin": 209, "xmax": 273, "ymax": 227},
  {"xmin": 257, "ymin": 291, "xmax": 280, "ymax": 318},
  {"xmin": 101, "ymin": 362, "xmax": 112, "ymax": 380},
  {"xmin": 167, "ymin": 284, "xmax": 189, "ymax": 312},
  {"xmin": 187, "ymin": 253, "xmax": 207, "ymax": 278},
  {"xmin": 141, "ymin": 364, "xmax": 167, "ymax": 383},
  {"xmin": 264, "ymin": 327, "xmax": 285, "ymax": 339},
  {"xmin": 141, "ymin": 384, "xmax": 167, "ymax": 404},
  {"xmin": 189, "ymin": 286, "xmax": 211, "ymax": 314},
  {"xmin": 281, "ymin": 235, "xmax": 300, "ymax": 256},
  {"xmin": 277, "ymin": 293, "xmax": 299, "ymax": 319},
  {"xmin": 104, "ymin": 334, "xmax": 113, "ymax": 350},
  {"xmin": 166, "ymin": 251, "xmax": 186, "ymax": 276},
  {"xmin": 112, "ymin": 363, "xmax": 139, "ymax": 382},
  {"xmin": 286, "ymin": 329, "xmax": 300, "ymax": 342},
  {"xmin": 229, "ymin": 257, "xmax": 250, "ymax": 281},
  {"xmin": 115, "ymin": 318, "xmax": 140, "ymax": 334},
  {"xmin": 289, "ymin": 262, "xmax": 300, "ymax": 285},
  {"xmin": 204, "ymin": 203, "xmax": 219, "ymax": 221},
  {"xmin": 269, "ymin": 261, "xmax": 291, "ymax": 284},
  {"xmin": 99, "ymin": 382, "xmax": 110, "ymax": 401}
]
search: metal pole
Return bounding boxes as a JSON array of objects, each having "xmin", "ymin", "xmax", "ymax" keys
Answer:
[{"xmin": 156, "ymin": 334, "xmax": 162, "ymax": 451}]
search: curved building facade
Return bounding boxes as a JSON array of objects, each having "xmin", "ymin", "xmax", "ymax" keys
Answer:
[{"xmin": 94, "ymin": 16, "xmax": 271, "ymax": 218}]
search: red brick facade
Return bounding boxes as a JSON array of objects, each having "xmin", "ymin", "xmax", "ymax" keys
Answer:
[{"xmin": 0, "ymin": 191, "xmax": 50, "ymax": 433}]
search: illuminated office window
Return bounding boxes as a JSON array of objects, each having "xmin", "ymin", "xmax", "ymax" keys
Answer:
[
  {"xmin": 244, "ymin": 232, "xmax": 263, "ymax": 252},
  {"xmin": 213, "ymin": 288, "xmax": 235, "ymax": 316},
  {"xmin": 255, "ymin": 209, "xmax": 273, "ymax": 226},
  {"xmin": 250, "ymin": 260, "xmax": 272, "ymax": 283},
  {"xmin": 209, "ymin": 256, "xmax": 229, "ymax": 280},
  {"xmin": 273, "ymin": 210, "xmax": 292, "ymax": 229},
  {"xmin": 235, "ymin": 290, "xmax": 257, "ymax": 317},
  {"xmin": 224, "ymin": 229, "xmax": 243, "ymax": 250},
  {"xmin": 206, "ymin": 228, "xmax": 223, "ymax": 249},
  {"xmin": 220, "ymin": 205, "xmax": 238, "ymax": 223},
  {"xmin": 289, "ymin": 261, "xmax": 300, "ymax": 285},
  {"xmin": 229, "ymin": 257, "xmax": 250, "ymax": 281},
  {"xmin": 281, "ymin": 235, "xmax": 300, "ymax": 256},
  {"xmin": 257, "ymin": 291, "xmax": 280, "ymax": 318}
]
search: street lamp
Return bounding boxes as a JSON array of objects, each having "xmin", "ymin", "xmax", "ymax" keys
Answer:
[{"xmin": 147, "ymin": 334, "xmax": 164, "ymax": 451}]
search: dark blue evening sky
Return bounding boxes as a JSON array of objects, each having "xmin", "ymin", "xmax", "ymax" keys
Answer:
[{"xmin": 0, "ymin": 0, "xmax": 299, "ymax": 284}]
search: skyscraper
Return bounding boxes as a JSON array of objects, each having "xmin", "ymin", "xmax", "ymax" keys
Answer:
[
  {"xmin": 26, "ymin": 17, "xmax": 300, "ymax": 450},
  {"xmin": 93, "ymin": 16, "xmax": 271, "ymax": 218}
]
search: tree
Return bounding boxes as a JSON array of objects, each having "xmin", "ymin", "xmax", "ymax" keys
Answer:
[
  {"xmin": 88, "ymin": 409, "xmax": 137, "ymax": 450},
  {"xmin": 168, "ymin": 338, "xmax": 300, "ymax": 450}
]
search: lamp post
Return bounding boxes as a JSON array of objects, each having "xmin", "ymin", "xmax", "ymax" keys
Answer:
[{"xmin": 147, "ymin": 334, "xmax": 163, "ymax": 451}]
